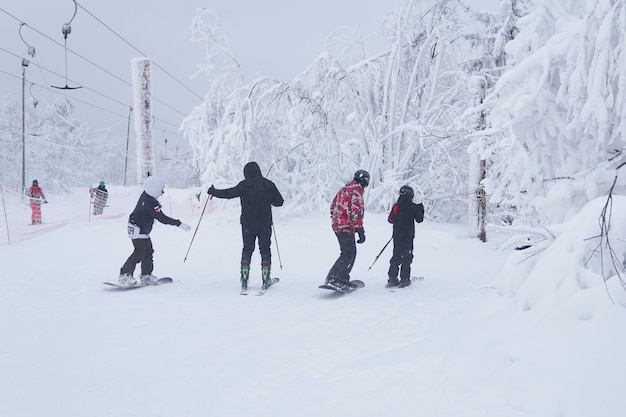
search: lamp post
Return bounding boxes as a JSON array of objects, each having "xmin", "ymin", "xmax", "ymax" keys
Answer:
[{"xmin": 21, "ymin": 58, "xmax": 29, "ymax": 191}]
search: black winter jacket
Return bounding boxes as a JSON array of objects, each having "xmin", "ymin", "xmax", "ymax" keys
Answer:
[
  {"xmin": 211, "ymin": 162, "xmax": 284, "ymax": 228},
  {"xmin": 128, "ymin": 192, "xmax": 181, "ymax": 236},
  {"xmin": 387, "ymin": 194, "xmax": 424, "ymax": 238}
]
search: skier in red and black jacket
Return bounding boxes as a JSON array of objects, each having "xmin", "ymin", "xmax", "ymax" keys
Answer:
[
  {"xmin": 386, "ymin": 185, "xmax": 424, "ymax": 288},
  {"xmin": 324, "ymin": 170, "xmax": 369, "ymax": 291},
  {"xmin": 27, "ymin": 179, "xmax": 47, "ymax": 224}
]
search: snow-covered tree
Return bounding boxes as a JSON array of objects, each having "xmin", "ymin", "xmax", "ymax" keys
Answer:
[
  {"xmin": 184, "ymin": 0, "xmax": 494, "ymax": 220},
  {"xmin": 0, "ymin": 95, "xmax": 127, "ymax": 192},
  {"xmin": 480, "ymin": 0, "xmax": 626, "ymax": 225}
]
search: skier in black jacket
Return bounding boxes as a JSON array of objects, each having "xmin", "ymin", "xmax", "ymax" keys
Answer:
[
  {"xmin": 119, "ymin": 176, "xmax": 191, "ymax": 286},
  {"xmin": 207, "ymin": 161, "xmax": 284, "ymax": 291},
  {"xmin": 386, "ymin": 185, "xmax": 424, "ymax": 288}
]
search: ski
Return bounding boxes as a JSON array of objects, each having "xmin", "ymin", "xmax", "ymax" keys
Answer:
[
  {"xmin": 256, "ymin": 278, "xmax": 280, "ymax": 296},
  {"xmin": 103, "ymin": 277, "xmax": 173, "ymax": 290},
  {"xmin": 319, "ymin": 279, "xmax": 365, "ymax": 293}
]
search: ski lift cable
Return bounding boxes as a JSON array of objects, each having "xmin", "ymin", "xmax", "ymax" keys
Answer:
[
  {"xmin": 75, "ymin": 1, "xmax": 205, "ymax": 102},
  {"xmin": 21, "ymin": 24, "xmax": 189, "ymax": 117},
  {"xmin": 1, "ymin": 48, "xmax": 184, "ymax": 131},
  {"xmin": 1, "ymin": 10, "xmax": 192, "ymax": 119},
  {"xmin": 0, "ymin": 47, "xmax": 124, "ymax": 117},
  {"xmin": 150, "ymin": 117, "xmax": 183, "ymax": 136},
  {"xmin": 152, "ymin": 117, "xmax": 182, "ymax": 131},
  {"xmin": 0, "ymin": 67, "xmax": 20, "ymax": 81}
]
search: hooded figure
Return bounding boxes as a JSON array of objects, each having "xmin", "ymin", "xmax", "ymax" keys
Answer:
[
  {"xmin": 208, "ymin": 162, "xmax": 284, "ymax": 292},
  {"xmin": 118, "ymin": 176, "xmax": 191, "ymax": 286},
  {"xmin": 386, "ymin": 185, "xmax": 424, "ymax": 288}
]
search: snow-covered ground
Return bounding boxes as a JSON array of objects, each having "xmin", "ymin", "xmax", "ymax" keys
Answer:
[{"xmin": 1, "ymin": 187, "xmax": 624, "ymax": 417}]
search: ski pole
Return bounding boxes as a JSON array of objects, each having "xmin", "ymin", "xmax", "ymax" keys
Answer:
[
  {"xmin": 272, "ymin": 223, "xmax": 283, "ymax": 269},
  {"xmin": 368, "ymin": 236, "xmax": 393, "ymax": 270},
  {"xmin": 184, "ymin": 194, "xmax": 212, "ymax": 262}
]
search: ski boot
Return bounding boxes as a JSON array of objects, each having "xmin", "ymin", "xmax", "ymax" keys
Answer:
[
  {"xmin": 325, "ymin": 278, "xmax": 349, "ymax": 292},
  {"xmin": 240, "ymin": 264, "xmax": 250, "ymax": 292},
  {"xmin": 261, "ymin": 264, "xmax": 271, "ymax": 290},
  {"xmin": 141, "ymin": 274, "xmax": 159, "ymax": 285},
  {"xmin": 119, "ymin": 273, "xmax": 136, "ymax": 286}
]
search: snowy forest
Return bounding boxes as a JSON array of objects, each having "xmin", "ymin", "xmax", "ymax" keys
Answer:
[
  {"xmin": 2, "ymin": 2, "xmax": 626, "ymax": 413},
  {"xmin": 2, "ymin": 0, "xmax": 626, "ymax": 229}
]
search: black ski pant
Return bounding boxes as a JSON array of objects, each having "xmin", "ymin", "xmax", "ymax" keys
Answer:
[
  {"xmin": 326, "ymin": 231, "xmax": 356, "ymax": 284},
  {"xmin": 388, "ymin": 235, "xmax": 414, "ymax": 280},
  {"xmin": 120, "ymin": 237, "xmax": 154, "ymax": 276},
  {"xmin": 241, "ymin": 224, "xmax": 272, "ymax": 268}
]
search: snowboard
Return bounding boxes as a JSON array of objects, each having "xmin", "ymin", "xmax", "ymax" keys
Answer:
[
  {"xmin": 319, "ymin": 279, "xmax": 365, "ymax": 293},
  {"xmin": 103, "ymin": 277, "xmax": 173, "ymax": 290},
  {"xmin": 241, "ymin": 278, "xmax": 280, "ymax": 296},
  {"xmin": 388, "ymin": 276, "xmax": 424, "ymax": 290}
]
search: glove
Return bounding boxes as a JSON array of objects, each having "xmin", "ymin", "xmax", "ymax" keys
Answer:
[
  {"xmin": 207, "ymin": 185, "xmax": 216, "ymax": 195},
  {"xmin": 355, "ymin": 227, "xmax": 366, "ymax": 244},
  {"xmin": 178, "ymin": 222, "xmax": 191, "ymax": 232}
]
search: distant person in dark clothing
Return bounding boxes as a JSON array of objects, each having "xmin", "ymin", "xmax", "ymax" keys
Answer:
[
  {"xmin": 26, "ymin": 179, "xmax": 47, "ymax": 224},
  {"xmin": 207, "ymin": 161, "xmax": 284, "ymax": 291},
  {"xmin": 386, "ymin": 185, "xmax": 424, "ymax": 288},
  {"xmin": 119, "ymin": 176, "xmax": 191, "ymax": 286},
  {"xmin": 324, "ymin": 169, "xmax": 370, "ymax": 291},
  {"xmin": 91, "ymin": 181, "xmax": 108, "ymax": 215}
]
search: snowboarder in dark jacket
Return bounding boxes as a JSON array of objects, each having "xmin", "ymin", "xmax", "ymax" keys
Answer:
[
  {"xmin": 207, "ymin": 161, "xmax": 284, "ymax": 291},
  {"xmin": 119, "ymin": 176, "xmax": 191, "ymax": 286},
  {"xmin": 324, "ymin": 169, "xmax": 369, "ymax": 291},
  {"xmin": 386, "ymin": 185, "xmax": 424, "ymax": 288}
]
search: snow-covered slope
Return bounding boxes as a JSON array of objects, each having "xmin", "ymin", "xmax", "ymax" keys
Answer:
[{"xmin": 1, "ymin": 189, "xmax": 624, "ymax": 417}]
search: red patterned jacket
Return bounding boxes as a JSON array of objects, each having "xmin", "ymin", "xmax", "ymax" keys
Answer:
[{"xmin": 330, "ymin": 180, "xmax": 365, "ymax": 233}]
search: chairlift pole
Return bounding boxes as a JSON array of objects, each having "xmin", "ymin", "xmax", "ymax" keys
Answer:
[{"xmin": 21, "ymin": 58, "xmax": 29, "ymax": 191}]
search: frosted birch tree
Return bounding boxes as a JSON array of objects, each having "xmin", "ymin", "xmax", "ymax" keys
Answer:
[{"xmin": 184, "ymin": 0, "xmax": 492, "ymax": 220}]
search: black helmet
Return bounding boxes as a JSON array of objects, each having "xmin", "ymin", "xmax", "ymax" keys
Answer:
[
  {"xmin": 32, "ymin": 180, "xmax": 38, "ymax": 186},
  {"xmin": 399, "ymin": 185, "xmax": 414, "ymax": 199},
  {"xmin": 353, "ymin": 170, "xmax": 370, "ymax": 188}
]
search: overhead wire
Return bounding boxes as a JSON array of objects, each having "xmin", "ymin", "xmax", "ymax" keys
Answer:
[
  {"xmin": 0, "ymin": 6, "xmax": 195, "ymax": 129},
  {"xmin": 75, "ymin": 1, "xmax": 205, "ymax": 102}
]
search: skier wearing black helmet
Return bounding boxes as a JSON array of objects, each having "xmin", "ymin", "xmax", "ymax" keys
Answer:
[
  {"xmin": 386, "ymin": 185, "xmax": 424, "ymax": 288},
  {"xmin": 324, "ymin": 169, "xmax": 370, "ymax": 291}
]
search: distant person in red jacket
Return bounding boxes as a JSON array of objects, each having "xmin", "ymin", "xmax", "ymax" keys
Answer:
[
  {"xmin": 386, "ymin": 185, "xmax": 424, "ymax": 288},
  {"xmin": 26, "ymin": 179, "xmax": 47, "ymax": 224},
  {"xmin": 324, "ymin": 170, "xmax": 370, "ymax": 291}
]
